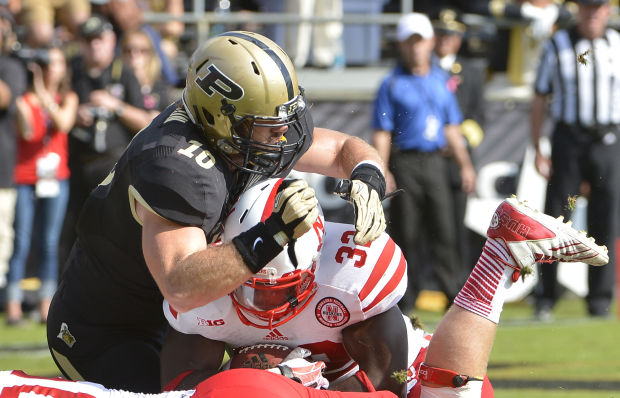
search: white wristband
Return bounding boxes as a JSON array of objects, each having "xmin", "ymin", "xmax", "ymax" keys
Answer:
[{"xmin": 352, "ymin": 160, "xmax": 384, "ymax": 177}]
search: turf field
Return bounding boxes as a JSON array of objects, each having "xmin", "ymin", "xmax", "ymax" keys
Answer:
[{"xmin": 1, "ymin": 296, "xmax": 618, "ymax": 398}]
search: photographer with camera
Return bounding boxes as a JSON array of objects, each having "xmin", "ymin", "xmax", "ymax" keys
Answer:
[
  {"xmin": 60, "ymin": 14, "xmax": 150, "ymax": 267},
  {"xmin": 0, "ymin": 6, "xmax": 26, "ymax": 292},
  {"xmin": 6, "ymin": 45, "xmax": 78, "ymax": 325}
]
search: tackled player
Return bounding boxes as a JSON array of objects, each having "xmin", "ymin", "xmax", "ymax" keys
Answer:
[{"xmin": 161, "ymin": 178, "xmax": 607, "ymax": 398}]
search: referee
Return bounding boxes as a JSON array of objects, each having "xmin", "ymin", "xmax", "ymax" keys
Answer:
[{"xmin": 530, "ymin": 0, "xmax": 620, "ymax": 319}]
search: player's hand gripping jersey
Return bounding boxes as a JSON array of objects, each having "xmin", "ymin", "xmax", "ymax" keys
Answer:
[{"xmin": 163, "ymin": 178, "xmax": 435, "ymax": 396}]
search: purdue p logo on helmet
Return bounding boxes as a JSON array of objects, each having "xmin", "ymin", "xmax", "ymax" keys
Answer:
[{"xmin": 182, "ymin": 31, "xmax": 309, "ymax": 176}]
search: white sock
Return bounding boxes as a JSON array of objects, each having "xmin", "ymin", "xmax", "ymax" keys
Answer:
[{"xmin": 453, "ymin": 238, "xmax": 518, "ymax": 324}]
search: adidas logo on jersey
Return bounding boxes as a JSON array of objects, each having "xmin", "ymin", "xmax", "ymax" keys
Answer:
[{"xmin": 264, "ymin": 328, "xmax": 288, "ymax": 341}]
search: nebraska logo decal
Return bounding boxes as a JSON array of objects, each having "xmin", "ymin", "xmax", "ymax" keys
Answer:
[{"xmin": 315, "ymin": 297, "xmax": 350, "ymax": 327}]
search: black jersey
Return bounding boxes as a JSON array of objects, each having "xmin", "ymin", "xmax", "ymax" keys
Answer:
[{"xmin": 59, "ymin": 102, "xmax": 314, "ymax": 330}]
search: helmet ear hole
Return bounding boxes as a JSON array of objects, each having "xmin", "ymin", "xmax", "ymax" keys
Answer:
[
  {"xmin": 203, "ymin": 108, "xmax": 215, "ymax": 125},
  {"xmin": 251, "ymin": 61, "xmax": 260, "ymax": 75}
]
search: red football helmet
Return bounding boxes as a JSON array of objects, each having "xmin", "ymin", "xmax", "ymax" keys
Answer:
[{"xmin": 223, "ymin": 178, "xmax": 325, "ymax": 329}]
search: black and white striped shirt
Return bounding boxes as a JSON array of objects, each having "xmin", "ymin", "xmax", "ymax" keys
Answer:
[{"xmin": 534, "ymin": 27, "xmax": 620, "ymax": 127}]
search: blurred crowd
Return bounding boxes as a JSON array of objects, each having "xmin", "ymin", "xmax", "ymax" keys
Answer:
[{"xmin": 0, "ymin": 0, "xmax": 617, "ymax": 325}]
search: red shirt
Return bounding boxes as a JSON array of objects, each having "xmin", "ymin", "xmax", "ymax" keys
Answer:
[{"xmin": 14, "ymin": 92, "xmax": 70, "ymax": 184}]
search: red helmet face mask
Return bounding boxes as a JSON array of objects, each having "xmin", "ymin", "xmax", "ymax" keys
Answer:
[{"xmin": 223, "ymin": 178, "xmax": 325, "ymax": 330}]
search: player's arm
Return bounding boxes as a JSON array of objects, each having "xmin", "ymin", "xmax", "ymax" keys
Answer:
[
  {"xmin": 294, "ymin": 127, "xmax": 384, "ymax": 178},
  {"xmin": 296, "ymin": 127, "xmax": 387, "ymax": 245},
  {"xmin": 137, "ymin": 201, "xmax": 253, "ymax": 312},
  {"xmin": 160, "ymin": 328, "xmax": 226, "ymax": 390},
  {"xmin": 137, "ymin": 178, "xmax": 317, "ymax": 312},
  {"xmin": 336, "ymin": 306, "xmax": 408, "ymax": 398}
]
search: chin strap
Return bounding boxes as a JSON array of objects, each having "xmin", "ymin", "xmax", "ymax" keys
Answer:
[
  {"xmin": 355, "ymin": 370, "xmax": 376, "ymax": 392},
  {"xmin": 418, "ymin": 363, "xmax": 484, "ymax": 388},
  {"xmin": 162, "ymin": 369, "xmax": 196, "ymax": 391}
]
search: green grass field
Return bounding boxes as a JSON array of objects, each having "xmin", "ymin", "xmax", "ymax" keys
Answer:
[{"xmin": 1, "ymin": 296, "xmax": 618, "ymax": 397}]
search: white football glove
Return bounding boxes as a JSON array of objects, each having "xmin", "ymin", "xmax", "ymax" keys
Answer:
[
  {"xmin": 270, "ymin": 179, "xmax": 319, "ymax": 245},
  {"xmin": 349, "ymin": 180, "xmax": 386, "ymax": 245},
  {"xmin": 267, "ymin": 347, "xmax": 329, "ymax": 389},
  {"xmin": 334, "ymin": 163, "xmax": 387, "ymax": 245}
]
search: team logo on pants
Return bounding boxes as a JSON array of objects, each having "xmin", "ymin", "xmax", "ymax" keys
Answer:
[{"xmin": 57, "ymin": 322, "xmax": 76, "ymax": 348}]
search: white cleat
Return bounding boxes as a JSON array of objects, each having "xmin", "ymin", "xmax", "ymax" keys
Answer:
[{"xmin": 487, "ymin": 197, "xmax": 609, "ymax": 273}]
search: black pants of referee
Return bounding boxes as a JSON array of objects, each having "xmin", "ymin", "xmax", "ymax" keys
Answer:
[
  {"xmin": 536, "ymin": 123, "xmax": 620, "ymax": 316},
  {"xmin": 388, "ymin": 150, "xmax": 461, "ymax": 312}
]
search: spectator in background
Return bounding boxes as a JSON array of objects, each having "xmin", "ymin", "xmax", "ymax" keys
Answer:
[
  {"xmin": 402, "ymin": 1, "xmax": 574, "ymax": 85},
  {"xmin": 530, "ymin": 0, "xmax": 620, "ymax": 319},
  {"xmin": 0, "ymin": 7, "xmax": 27, "ymax": 289},
  {"xmin": 255, "ymin": 0, "xmax": 345, "ymax": 68},
  {"xmin": 432, "ymin": 7, "xmax": 487, "ymax": 279},
  {"xmin": 92, "ymin": 0, "xmax": 181, "ymax": 86},
  {"xmin": 140, "ymin": 0, "xmax": 185, "ymax": 68},
  {"xmin": 121, "ymin": 29, "xmax": 172, "ymax": 116},
  {"xmin": 5, "ymin": 46, "xmax": 77, "ymax": 325},
  {"xmin": 372, "ymin": 13, "xmax": 476, "ymax": 314},
  {"xmin": 2, "ymin": 0, "xmax": 20, "ymax": 16},
  {"xmin": 60, "ymin": 14, "xmax": 149, "ymax": 269},
  {"xmin": 18, "ymin": 0, "xmax": 91, "ymax": 46}
]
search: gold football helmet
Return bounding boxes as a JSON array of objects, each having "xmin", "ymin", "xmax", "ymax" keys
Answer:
[{"xmin": 182, "ymin": 31, "xmax": 309, "ymax": 176}]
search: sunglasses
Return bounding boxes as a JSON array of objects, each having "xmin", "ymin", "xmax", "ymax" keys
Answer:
[{"xmin": 123, "ymin": 46, "xmax": 151, "ymax": 55}]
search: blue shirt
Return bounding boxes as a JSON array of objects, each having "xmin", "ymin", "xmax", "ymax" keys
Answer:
[{"xmin": 372, "ymin": 65, "xmax": 463, "ymax": 152}]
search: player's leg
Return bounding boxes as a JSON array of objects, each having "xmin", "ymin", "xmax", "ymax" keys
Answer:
[
  {"xmin": 47, "ymin": 282, "xmax": 163, "ymax": 393},
  {"xmin": 420, "ymin": 197, "xmax": 608, "ymax": 396}
]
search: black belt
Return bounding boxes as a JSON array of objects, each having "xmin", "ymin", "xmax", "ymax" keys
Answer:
[{"xmin": 557, "ymin": 122, "xmax": 619, "ymax": 136}]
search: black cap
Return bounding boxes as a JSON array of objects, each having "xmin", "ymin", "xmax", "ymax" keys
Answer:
[
  {"xmin": 432, "ymin": 8, "xmax": 466, "ymax": 36},
  {"xmin": 79, "ymin": 14, "xmax": 113, "ymax": 39}
]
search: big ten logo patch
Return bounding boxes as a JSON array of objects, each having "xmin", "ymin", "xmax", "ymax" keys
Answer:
[{"xmin": 315, "ymin": 297, "xmax": 350, "ymax": 327}]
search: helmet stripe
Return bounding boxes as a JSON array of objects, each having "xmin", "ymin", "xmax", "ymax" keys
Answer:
[{"xmin": 218, "ymin": 32, "xmax": 295, "ymax": 100}]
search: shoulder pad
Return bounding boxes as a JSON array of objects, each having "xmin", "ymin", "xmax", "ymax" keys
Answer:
[{"xmin": 318, "ymin": 222, "xmax": 407, "ymax": 318}]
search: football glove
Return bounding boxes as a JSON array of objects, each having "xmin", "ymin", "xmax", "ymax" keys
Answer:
[
  {"xmin": 334, "ymin": 163, "xmax": 386, "ymax": 245},
  {"xmin": 267, "ymin": 347, "xmax": 329, "ymax": 389},
  {"xmin": 233, "ymin": 179, "xmax": 318, "ymax": 273}
]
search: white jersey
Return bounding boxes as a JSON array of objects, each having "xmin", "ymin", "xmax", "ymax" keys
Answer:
[
  {"xmin": 0, "ymin": 371, "xmax": 193, "ymax": 398},
  {"xmin": 164, "ymin": 222, "xmax": 430, "ymax": 392}
]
